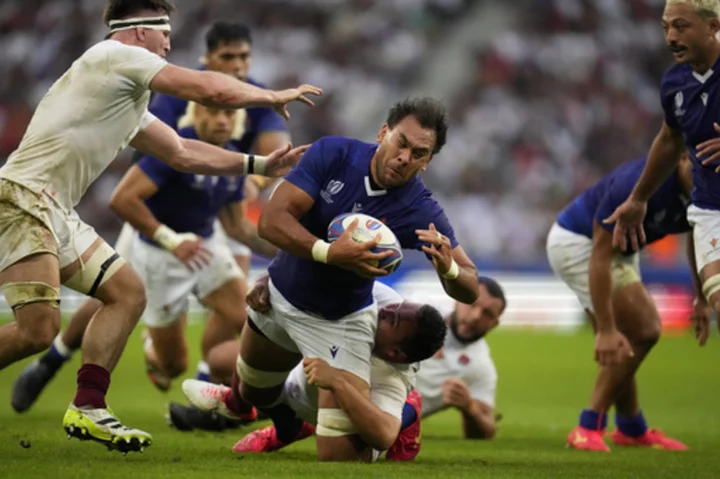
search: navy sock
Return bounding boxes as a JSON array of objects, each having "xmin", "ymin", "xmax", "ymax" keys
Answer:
[
  {"xmin": 259, "ymin": 403, "xmax": 303, "ymax": 443},
  {"xmin": 40, "ymin": 344, "xmax": 69, "ymax": 371},
  {"xmin": 195, "ymin": 361, "xmax": 211, "ymax": 382},
  {"xmin": 400, "ymin": 401, "xmax": 418, "ymax": 430},
  {"xmin": 616, "ymin": 411, "xmax": 648, "ymax": 438},
  {"xmin": 579, "ymin": 409, "xmax": 607, "ymax": 431},
  {"xmin": 195, "ymin": 371, "xmax": 211, "ymax": 382}
]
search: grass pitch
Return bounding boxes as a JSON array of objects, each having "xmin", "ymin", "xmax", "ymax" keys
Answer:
[{"xmin": 0, "ymin": 319, "xmax": 718, "ymax": 479}]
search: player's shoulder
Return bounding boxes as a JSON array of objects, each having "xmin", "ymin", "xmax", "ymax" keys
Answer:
[
  {"xmin": 661, "ymin": 63, "xmax": 692, "ymax": 92},
  {"xmin": 85, "ymin": 39, "xmax": 149, "ymax": 61},
  {"xmin": 311, "ymin": 136, "xmax": 373, "ymax": 162}
]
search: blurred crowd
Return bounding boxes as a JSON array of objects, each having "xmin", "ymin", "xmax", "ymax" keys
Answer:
[{"xmin": 0, "ymin": 0, "xmax": 687, "ymax": 264}]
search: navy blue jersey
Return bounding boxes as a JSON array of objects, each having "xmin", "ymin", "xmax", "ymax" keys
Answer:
[
  {"xmin": 661, "ymin": 60, "xmax": 720, "ymax": 210},
  {"xmin": 557, "ymin": 157, "xmax": 690, "ymax": 252},
  {"xmin": 148, "ymin": 75, "xmax": 287, "ymax": 152},
  {"xmin": 269, "ymin": 136, "xmax": 458, "ymax": 319},
  {"xmin": 137, "ymin": 127, "xmax": 245, "ymax": 245}
]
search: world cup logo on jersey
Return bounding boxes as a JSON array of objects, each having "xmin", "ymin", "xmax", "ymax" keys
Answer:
[
  {"xmin": 674, "ymin": 92, "xmax": 685, "ymax": 117},
  {"xmin": 320, "ymin": 179, "xmax": 345, "ymax": 203}
]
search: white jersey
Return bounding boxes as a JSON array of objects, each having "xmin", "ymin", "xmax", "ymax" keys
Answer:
[
  {"xmin": 416, "ymin": 330, "xmax": 497, "ymax": 416},
  {"xmin": 281, "ymin": 282, "xmax": 417, "ymax": 424},
  {"xmin": 0, "ymin": 40, "xmax": 166, "ymax": 209}
]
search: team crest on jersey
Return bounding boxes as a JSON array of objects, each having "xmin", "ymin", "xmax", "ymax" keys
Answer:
[
  {"xmin": 320, "ymin": 179, "xmax": 344, "ymax": 203},
  {"xmin": 458, "ymin": 354, "xmax": 470, "ymax": 366},
  {"xmin": 674, "ymin": 92, "xmax": 686, "ymax": 117}
]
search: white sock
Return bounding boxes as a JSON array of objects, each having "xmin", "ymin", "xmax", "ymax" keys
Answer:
[
  {"xmin": 53, "ymin": 334, "xmax": 73, "ymax": 359},
  {"xmin": 196, "ymin": 360, "xmax": 210, "ymax": 375}
]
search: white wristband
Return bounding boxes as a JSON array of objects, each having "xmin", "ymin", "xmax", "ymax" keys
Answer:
[
  {"xmin": 441, "ymin": 259, "xmax": 460, "ymax": 280},
  {"xmin": 152, "ymin": 224, "xmax": 183, "ymax": 250},
  {"xmin": 311, "ymin": 240, "xmax": 331, "ymax": 264},
  {"xmin": 244, "ymin": 154, "xmax": 267, "ymax": 176}
]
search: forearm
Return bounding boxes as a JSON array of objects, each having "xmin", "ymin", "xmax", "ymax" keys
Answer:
[
  {"xmin": 229, "ymin": 220, "xmax": 278, "ymax": 258},
  {"xmin": 440, "ymin": 264, "xmax": 479, "ymax": 304},
  {"xmin": 257, "ymin": 208, "xmax": 320, "ymax": 260},
  {"xmin": 110, "ymin": 197, "xmax": 162, "ymax": 239},
  {"xmin": 687, "ymin": 233, "xmax": 703, "ymax": 297},
  {"xmin": 632, "ymin": 130, "xmax": 684, "ymax": 202},
  {"xmin": 461, "ymin": 402, "xmax": 496, "ymax": 440},
  {"xmin": 173, "ymin": 139, "xmax": 251, "ymax": 176},
  {"xmin": 199, "ymin": 71, "xmax": 277, "ymax": 110},
  {"xmin": 588, "ymin": 255, "xmax": 615, "ymax": 332},
  {"xmin": 330, "ymin": 379, "xmax": 400, "ymax": 451}
]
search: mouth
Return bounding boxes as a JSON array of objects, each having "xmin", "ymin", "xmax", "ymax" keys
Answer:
[{"xmin": 669, "ymin": 45, "xmax": 687, "ymax": 58}]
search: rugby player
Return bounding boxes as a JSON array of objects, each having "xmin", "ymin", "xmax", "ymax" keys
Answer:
[
  {"xmin": 0, "ymin": 0, "xmax": 320, "ymax": 452},
  {"xmin": 548, "ymin": 154, "xmax": 696, "ymax": 451}
]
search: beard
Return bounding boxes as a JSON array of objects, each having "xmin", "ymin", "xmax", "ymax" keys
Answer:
[{"xmin": 449, "ymin": 313, "xmax": 485, "ymax": 345}]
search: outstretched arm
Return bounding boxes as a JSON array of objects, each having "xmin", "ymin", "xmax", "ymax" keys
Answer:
[{"xmin": 630, "ymin": 122, "xmax": 685, "ymax": 202}]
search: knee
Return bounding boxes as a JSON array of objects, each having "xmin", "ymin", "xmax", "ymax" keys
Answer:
[
  {"xmin": 630, "ymin": 318, "xmax": 661, "ymax": 352},
  {"xmin": 16, "ymin": 306, "xmax": 60, "ymax": 353}
]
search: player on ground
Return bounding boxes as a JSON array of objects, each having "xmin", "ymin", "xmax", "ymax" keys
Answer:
[
  {"xmin": 548, "ymin": 154, "xmax": 698, "ymax": 452},
  {"xmin": 0, "ymin": 0, "xmax": 320, "ymax": 452},
  {"xmin": 235, "ymin": 97, "xmax": 479, "ymax": 461},
  {"xmin": 604, "ymin": 1, "xmax": 720, "ymax": 334},
  {"xmin": 181, "ymin": 279, "xmax": 446, "ymax": 461}
]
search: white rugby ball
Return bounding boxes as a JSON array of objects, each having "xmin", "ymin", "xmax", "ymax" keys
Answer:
[{"xmin": 327, "ymin": 213, "xmax": 403, "ymax": 274}]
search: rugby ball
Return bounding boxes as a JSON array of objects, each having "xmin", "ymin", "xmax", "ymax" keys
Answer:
[{"xmin": 327, "ymin": 213, "xmax": 403, "ymax": 274}]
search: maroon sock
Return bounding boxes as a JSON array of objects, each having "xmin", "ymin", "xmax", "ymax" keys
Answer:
[
  {"xmin": 73, "ymin": 364, "xmax": 110, "ymax": 409},
  {"xmin": 224, "ymin": 369, "xmax": 254, "ymax": 415}
]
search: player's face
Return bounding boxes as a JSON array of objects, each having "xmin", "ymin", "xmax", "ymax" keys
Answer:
[
  {"xmin": 142, "ymin": 28, "xmax": 171, "ymax": 58},
  {"xmin": 374, "ymin": 302, "xmax": 421, "ymax": 363},
  {"xmin": 662, "ymin": 3, "xmax": 720, "ymax": 65},
  {"xmin": 206, "ymin": 42, "xmax": 252, "ymax": 80},
  {"xmin": 374, "ymin": 115, "xmax": 436, "ymax": 189},
  {"xmin": 451, "ymin": 285, "xmax": 504, "ymax": 343},
  {"xmin": 194, "ymin": 106, "xmax": 237, "ymax": 146}
]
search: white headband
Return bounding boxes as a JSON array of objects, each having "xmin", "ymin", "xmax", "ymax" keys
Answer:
[{"xmin": 109, "ymin": 15, "xmax": 171, "ymax": 34}]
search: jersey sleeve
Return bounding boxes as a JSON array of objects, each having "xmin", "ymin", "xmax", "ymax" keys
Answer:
[
  {"xmin": 228, "ymin": 176, "xmax": 246, "ymax": 204},
  {"xmin": 283, "ymin": 138, "xmax": 332, "ymax": 199},
  {"xmin": 109, "ymin": 43, "xmax": 167, "ymax": 89},
  {"xmin": 399, "ymin": 196, "xmax": 459, "ymax": 251},
  {"xmin": 139, "ymin": 110, "xmax": 157, "ymax": 131},
  {"xmin": 372, "ymin": 282, "xmax": 403, "ymax": 308},
  {"xmin": 369, "ymin": 359, "xmax": 411, "ymax": 421},
  {"xmin": 466, "ymin": 357, "xmax": 498, "ymax": 408},
  {"xmin": 136, "ymin": 155, "xmax": 177, "ymax": 188},
  {"xmin": 660, "ymin": 75, "xmax": 681, "ymax": 130},
  {"xmin": 250, "ymin": 106, "xmax": 288, "ymax": 134}
]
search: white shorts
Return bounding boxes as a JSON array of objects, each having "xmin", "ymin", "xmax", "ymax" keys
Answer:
[
  {"xmin": 687, "ymin": 205, "xmax": 720, "ymax": 273},
  {"xmin": 546, "ymin": 222, "xmax": 639, "ymax": 312},
  {"xmin": 114, "ymin": 222, "xmax": 137, "ymax": 262},
  {"xmin": 250, "ymin": 279, "xmax": 377, "ymax": 384},
  {"xmin": 132, "ymin": 231, "xmax": 242, "ymax": 328},
  {"xmin": 213, "ymin": 219, "xmax": 251, "ymax": 257},
  {"xmin": 0, "ymin": 179, "xmax": 99, "ymax": 271}
]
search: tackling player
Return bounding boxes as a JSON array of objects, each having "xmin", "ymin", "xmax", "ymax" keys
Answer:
[
  {"xmin": 548, "ymin": 154, "xmax": 697, "ymax": 451},
  {"xmin": 605, "ymin": 2, "xmax": 720, "ymax": 336},
  {"xmin": 181, "ymin": 279, "xmax": 446, "ymax": 461},
  {"xmin": 235, "ymin": 97, "xmax": 479, "ymax": 461},
  {"xmin": 0, "ymin": 0, "xmax": 320, "ymax": 453}
]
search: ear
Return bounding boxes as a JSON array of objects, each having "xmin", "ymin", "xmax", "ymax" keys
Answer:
[
  {"xmin": 376, "ymin": 124, "xmax": 390, "ymax": 144},
  {"xmin": 709, "ymin": 18, "xmax": 720, "ymax": 36},
  {"xmin": 135, "ymin": 27, "xmax": 146, "ymax": 42},
  {"xmin": 387, "ymin": 346, "xmax": 407, "ymax": 363}
]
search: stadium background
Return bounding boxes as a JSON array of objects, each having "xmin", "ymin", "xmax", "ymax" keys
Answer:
[{"xmin": 0, "ymin": 0, "xmax": 694, "ymax": 327}]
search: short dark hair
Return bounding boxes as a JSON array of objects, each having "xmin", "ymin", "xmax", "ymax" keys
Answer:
[
  {"xmin": 206, "ymin": 22, "xmax": 252, "ymax": 52},
  {"xmin": 103, "ymin": 0, "xmax": 175, "ymax": 25},
  {"xmin": 402, "ymin": 304, "xmax": 447, "ymax": 363},
  {"xmin": 479, "ymin": 276, "xmax": 507, "ymax": 311},
  {"xmin": 386, "ymin": 97, "xmax": 448, "ymax": 154}
]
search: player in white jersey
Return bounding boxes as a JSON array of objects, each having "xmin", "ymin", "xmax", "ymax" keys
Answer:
[
  {"xmin": 414, "ymin": 276, "xmax": 505, "ymax": 440},
  {"xmin": 181, "ymin": 280, "xmax": 441, "ymax": 462},
  {"xmin": 0, "ymin": 0, "xmax": 320, "ymax": 453}
]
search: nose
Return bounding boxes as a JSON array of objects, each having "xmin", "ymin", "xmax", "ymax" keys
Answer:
[
  {"xmin": 398, "ymin": 149, "xmax": 411, "ymax": 165},
  {"xmin": 666, "ymin": 28, "xmax": 678, "ymax": 44}
]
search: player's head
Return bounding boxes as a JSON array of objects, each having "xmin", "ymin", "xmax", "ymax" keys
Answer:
[
  {"xmin": 450, "ymin": 277, "xmax": 506, "ymax": 344},
  {"xmin": 103, "ymin": 0, "xmax": 174, "ymax": 58},
  {"xmin": 374, "ymin": 301, "xmax": 447, "ymax": 363},
  {"xmin": 203, "ymin": 22, "xmax": 253, "ymax": 80},
  {"xmin": 663, "ymin": 1, "xmax": 720, "ymax": 66},
  {"xmin": 192, "ymin": 103, "xmax": 238, "ymax": 147},
  {"xmin": 373, "ymin": 97, "xmax": 448, "ymax": 189}
]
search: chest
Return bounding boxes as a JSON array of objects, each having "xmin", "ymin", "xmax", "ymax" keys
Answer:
[
  {"xmin": 177, "ymin": 174, "xmax": 241, "ymax": 203},
  {"xmin": 669, "ymin": 79, "xmax": 720, "ymax": 145}
]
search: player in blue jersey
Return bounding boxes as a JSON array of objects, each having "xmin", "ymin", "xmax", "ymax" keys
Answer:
[
  {"xmin": 10, "ymin": 103, "xmax": 283, "ymax": 411},
  {"xmin": 233, "ymin": 97, "xmax": 479, "ymax": 461},
  {"xmin": 547, "ymin": 154, "xmax": 697, "ymax": 452},
  {"xmin": 604, "ymin": 1, "xmax": 719, "ymax": 338}
]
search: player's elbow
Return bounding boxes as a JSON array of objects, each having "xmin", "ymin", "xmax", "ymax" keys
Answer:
[
  {"xmin": 109, "ymin": 189, "xmax": 130, "ymax": 217},
  {"xmin": 257, "ymin": 208, "xmax": 277, "ymax": 242},
  {"xmin": 167, "ymin": 141, "xmax": 198, "ymax": 173}
]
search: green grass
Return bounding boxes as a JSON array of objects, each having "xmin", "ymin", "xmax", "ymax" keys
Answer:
[{"xmin": 0, "ymin": 319, "xmax": 718, "ymax": 479}]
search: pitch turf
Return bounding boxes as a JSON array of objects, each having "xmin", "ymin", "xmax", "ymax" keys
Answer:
[{"xmin": 0, "ymin": 318, "xmax": 718, "ymax": 479}]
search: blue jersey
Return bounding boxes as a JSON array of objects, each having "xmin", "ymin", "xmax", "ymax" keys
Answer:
[
  {"xmin": 557, "ymin": 157, "xmax": 690, "ymax": 252},
  {"xmin": 137, "ymin": 127, "xmax": 245, "ymax": 245},
  {"xmin": 661, "ymin": 60, "xmax": 720, "ymax": 210},
  {"xmin": 269, "ymin": 136, "xmax": 459, "ymax": 320},
  {"xmin": 148, "ymin": 75, "xmax": 287, "ymax": 152}
]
